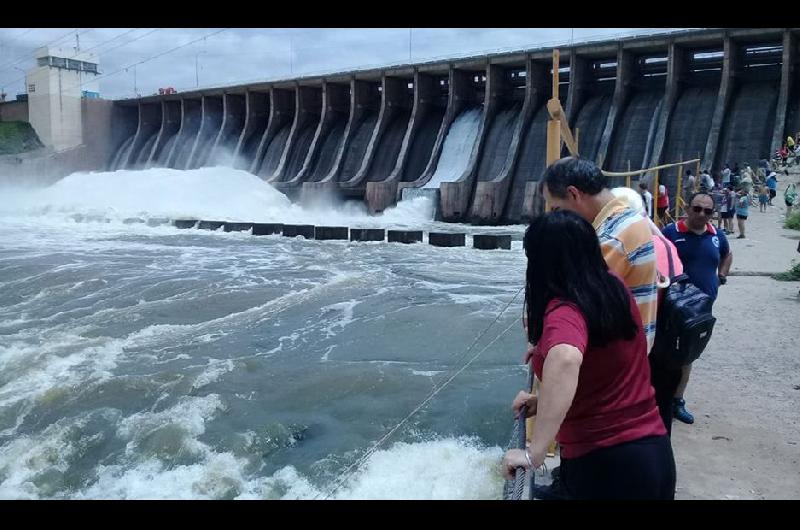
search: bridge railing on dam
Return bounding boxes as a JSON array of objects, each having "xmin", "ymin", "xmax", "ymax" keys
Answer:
[{"xmin": 106, "ymin": 28, "xmax": 798, "ymax": 225}]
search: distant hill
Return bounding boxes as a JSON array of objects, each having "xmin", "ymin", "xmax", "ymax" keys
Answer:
[{"xmin": 0, "ymin": 121, "xmax": 44, "ymax": 155}]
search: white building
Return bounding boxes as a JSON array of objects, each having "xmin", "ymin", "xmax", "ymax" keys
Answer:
[{"xmin": 27, "ymin": 46, "xmax": 100, "ymax": 152}]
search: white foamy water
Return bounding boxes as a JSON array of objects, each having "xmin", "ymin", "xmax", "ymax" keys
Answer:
[
  {"xmin": 0, "ymin": 166, "xmax": 435, "ymax": 228},
  {"xmin": 0, "ymin": 166, "xmax": 528, "ymax": 499},
  {"xmin": 424, "ymin": 107, "xmax": 483, "ymax": 189}
]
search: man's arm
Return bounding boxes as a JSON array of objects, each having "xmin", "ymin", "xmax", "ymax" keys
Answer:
[
  {"xmin": 719, "ymin": 251, "xmax": 733, "ymax": 277},
  {"xmin": 718, "ymin": 232, "xmax": 733, "ymax": 280}
]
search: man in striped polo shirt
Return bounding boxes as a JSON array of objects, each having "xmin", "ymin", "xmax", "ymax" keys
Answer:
[{"xmin": 541, "ymin": 157, "xmax": 659, "ymax": 350}]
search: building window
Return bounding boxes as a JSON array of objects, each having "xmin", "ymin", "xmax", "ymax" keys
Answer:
[
  {"xmin": 51, "ymin": 57, "xmax": 66, "ymax": 68},
  {"xmin": 37, "ymin": 57, "xmax": 49, "ymax": 67},
  {"xmin": 66, "ymin": 59, "xmax": 81, "ymax": 71},
  {"xmin": 28, "ymin": 84, "xmax": 35, "ymax": 93},
  {"xmin": 81, "ymin": 62, "xmax": 98, "ymax": 73}
]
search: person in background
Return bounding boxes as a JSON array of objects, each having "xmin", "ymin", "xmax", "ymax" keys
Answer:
[
  {"xmin": 657, "ymin": 183, "xmax": 669, "ymax": 222},
  {"xmin": 700, "ymin": 170, "xmax": 715, "ymax": 192},
  {"xmin": 721, "ymin": 164, "xmax": 732, "ymax": 186},
  {"xmin": 735, "ymin": 188, "xmax": 749, "ymax": 239},
  {"xmin": 785, "ymin": 183, "xmax": 797, "ymax": 219},
  {"xmin": 502, "ymin": 210, "xmax": 675, "ymax": 500},
  {"xmin": 661, "ymin": 192, "xmax": 733, "ymax": 426},
  {"xmin": 766, "ymin": 171, "xmax": 778, "ymax": 206},
  {"xmin": 640, "ymin": 181, "xmax": 653, "ymax": 219},
  {"xmin": 759, "ymin": 184, "xmax": 770, "ymax": 213},
  {"xmin": 717, "ymin": 184, "xmax": 731, "ymax": 232}
]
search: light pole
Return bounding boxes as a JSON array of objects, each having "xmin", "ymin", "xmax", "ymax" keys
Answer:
[{"xmin": 195, "ymin": 51, "xmax": 207, "ymax": 88}]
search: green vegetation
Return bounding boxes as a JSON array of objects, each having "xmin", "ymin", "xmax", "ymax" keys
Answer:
[
  {"xmin": 772, "ymin": 261, "xmax": 800, "ymax": 281},
  {"xmin": 785, "ymin": 211, "xmax": 800, "ymax": 231},
  {"xmin": 0, "ymin": 121, "xmax": 43, "ymax": 155}
]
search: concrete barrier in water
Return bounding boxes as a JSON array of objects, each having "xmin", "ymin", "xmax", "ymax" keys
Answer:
[
  {"xmin": 146, "ymin": 217, "xmax": 171, "ymax": 226},
  {"xmin": 174, "ymin": 219, "xmax": 198, "ymax": 229},
  {"xmin": 223, "ymin": 222, "xmax": 254, "ymax": 232},
  {"xmin": 350, "ymin": 228, "xmax": 385, "ymax": 242},
  {"xmin": 252, "ymin": 223, "xmax": 283, "ymax": 236},
  {"xmin": 198, "ymin": 220, "xmax": 225, "ymax": 230},
  {"xmin": 283, "ymin": 224, "xmax": 315, "ymax": 238},
  {"xmin": 314, "ymin": 226, "xmax": 349, "ymax": 240},
  {"xmin": 428, "ymin": 232, "xmax": 466, "ymax": 247},
  {"xmin": 387, "ymin": 230, "xmax": 423, "ymax": 244},
  {"xmin": 473, "ymin": 234, "xmax": 512, "ymax": 250}
]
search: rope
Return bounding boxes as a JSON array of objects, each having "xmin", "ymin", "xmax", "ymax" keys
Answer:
[
  {"xmin": 503, "ymin": 368, "xmax": 534, "ymax": 500},
  {"xmin": 317, "ymin": 307, "xmax": 521, "ymax": 500},
  {"xmin": 446, "ymin": 286, "xmax": 524, "ymax": 366}
]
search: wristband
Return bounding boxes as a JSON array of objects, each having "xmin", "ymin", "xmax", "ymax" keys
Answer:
[{"xmin": 524, "ymin": 449, "xmax": 533, "ymax": 468}]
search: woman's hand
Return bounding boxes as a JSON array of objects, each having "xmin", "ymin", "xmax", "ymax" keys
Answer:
[
  {"xmin": 511, "ymin": 391, "xmax": 537, "ymax": 418},
  {"xmin": 523, "ymin": 342, "xmax": 535, "ymax": 363},
  {"xmin": 502, "ymin": 447, "xmax": 545, "ymax": 480},
  {"xmin": 501, "ymin": 449, "xmax": 531, "ymax": 480}
]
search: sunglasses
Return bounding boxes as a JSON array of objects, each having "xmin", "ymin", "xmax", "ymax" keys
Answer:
[{"xmin": 692, "ymin": 206, "xmax": 714, "ymax": 215}]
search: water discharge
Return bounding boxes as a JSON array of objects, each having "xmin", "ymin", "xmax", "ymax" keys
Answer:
[{"xmin": 0, "ymin": 167, "xmax": 528, "ymax": 499}]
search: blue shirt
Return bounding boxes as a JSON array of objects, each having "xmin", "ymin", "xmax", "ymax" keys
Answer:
[
  {"xmin": 736, "ymin": 195, "xmax": 749, "ymax": 217},
  {"xmin": 662, "ymin": 221, "xmax": 730, "ymax": 302},
  {"xmin": 767, "ymin": 175, "xmax": 777, "ymax": 190}
]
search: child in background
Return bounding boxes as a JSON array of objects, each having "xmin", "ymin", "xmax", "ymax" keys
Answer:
[
  {"xmin": 759, "ymin": 185, "xmax": 769, "ymax": 212},
  {"xmin": 736, "ymin": 189, "xmax": 749, "ymax": 239}
]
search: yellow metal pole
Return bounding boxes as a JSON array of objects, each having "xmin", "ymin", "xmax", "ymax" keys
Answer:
[
  {"xmin": 653, "ymin": 169, "xmax": 660, "ymax": 226},
  {"xmin": 695, "ymin": 157, "xmax": 701, "ymax": 191},
  {"xmin": 552, "ymin": 49, "xmax": 560, "ymax": 102},
  {"xmin": 626, "ymin": 160, "xmax": 631, "ymax": 189},
  {"xmin": 530, "ymin": 50, "xmax": 562, "ymax": 456}
]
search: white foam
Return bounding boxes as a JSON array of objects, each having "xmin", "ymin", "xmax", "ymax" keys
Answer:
[
  {"xmin": 0, "ymin": 166, "xmax": 434, "ymax": 227},
  {"xmin": 117, "ymin": 394, "xmax": 224, "ymax": 455},
  {"xmin": 411, "ymin": 370, "xmax": 443, "ymax": 377},
  {"xmin": 320, "ymin": 299, "xmax": 361, "ymax": 338},
  {"xmin": 191, "ymin": 360, "xmax": 236, "ymax": 391}
]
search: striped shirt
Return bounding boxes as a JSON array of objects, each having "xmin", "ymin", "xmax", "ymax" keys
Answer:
[{"xmin": 592, "ymin": 197, "xmax": 659, "ymax": 352}]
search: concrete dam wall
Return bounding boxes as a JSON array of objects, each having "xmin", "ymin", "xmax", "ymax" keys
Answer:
[{"xmin": 106, "ymin": 28, "xmax": 799, "ymax": 224}]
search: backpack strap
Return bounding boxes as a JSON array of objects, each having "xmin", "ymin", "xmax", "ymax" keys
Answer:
[{"xmin": 655, "ymin": 234, "xmax": 676, "ymax": 280}]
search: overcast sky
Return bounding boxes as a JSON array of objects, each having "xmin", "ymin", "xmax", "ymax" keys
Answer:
[{"xmin": 0, "ymin": 28, "xmax": 692, "ymax": 100}]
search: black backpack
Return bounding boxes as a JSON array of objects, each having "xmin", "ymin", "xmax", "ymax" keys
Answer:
[{"xmin": 651, "ymin": 235, "xmax": 717, "ymax": 370}]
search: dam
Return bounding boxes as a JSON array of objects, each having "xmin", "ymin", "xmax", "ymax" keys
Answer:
[{"xmin": 97, "ymin": 29, "xmax": 798, "ymax": 224}]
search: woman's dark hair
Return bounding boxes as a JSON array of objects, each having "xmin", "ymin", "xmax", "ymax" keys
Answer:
[{"xmin": 523, "ymin": 210, "xmax": 639, "ymax": 347}]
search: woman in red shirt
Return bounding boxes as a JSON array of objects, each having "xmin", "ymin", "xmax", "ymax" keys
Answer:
[{"xmin": 501, "ymin": 210, "xmax": 675, "ymax": 500}]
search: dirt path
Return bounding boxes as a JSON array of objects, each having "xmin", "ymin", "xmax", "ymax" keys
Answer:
[{"xmin": 672, "ymin": 169, "xmax": 800, "ymax": 500}]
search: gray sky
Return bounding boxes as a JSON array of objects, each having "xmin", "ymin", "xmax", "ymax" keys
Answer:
[{"xmin": 0, "ymin": 28, "xmax": 692, "ymax": 100}]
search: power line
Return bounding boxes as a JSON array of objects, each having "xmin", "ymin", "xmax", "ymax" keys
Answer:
[
  {"xmin": 1, "ymin": 29, "xmax": 163, "ymax": 93},
  {"xmin": 0, "ymin": 28, "xmax": 92, "ymax": 75},
  {"xmin": 64, "ymin": 28, "xmax": 144, "ymax": 59},
  {"xmin": 57, "ymin": 28, "xmax": 230, "ymax": 95}
]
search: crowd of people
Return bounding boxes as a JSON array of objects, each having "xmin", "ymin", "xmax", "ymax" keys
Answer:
[{"xmin": 500, "ymin": 157, "xmax": 735, "ymax": 500}]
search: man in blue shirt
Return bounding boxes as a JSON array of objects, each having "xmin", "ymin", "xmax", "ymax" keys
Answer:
[{"xmin": 661, "ymin": 192, "xmax": 733, "ymax": 425}]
